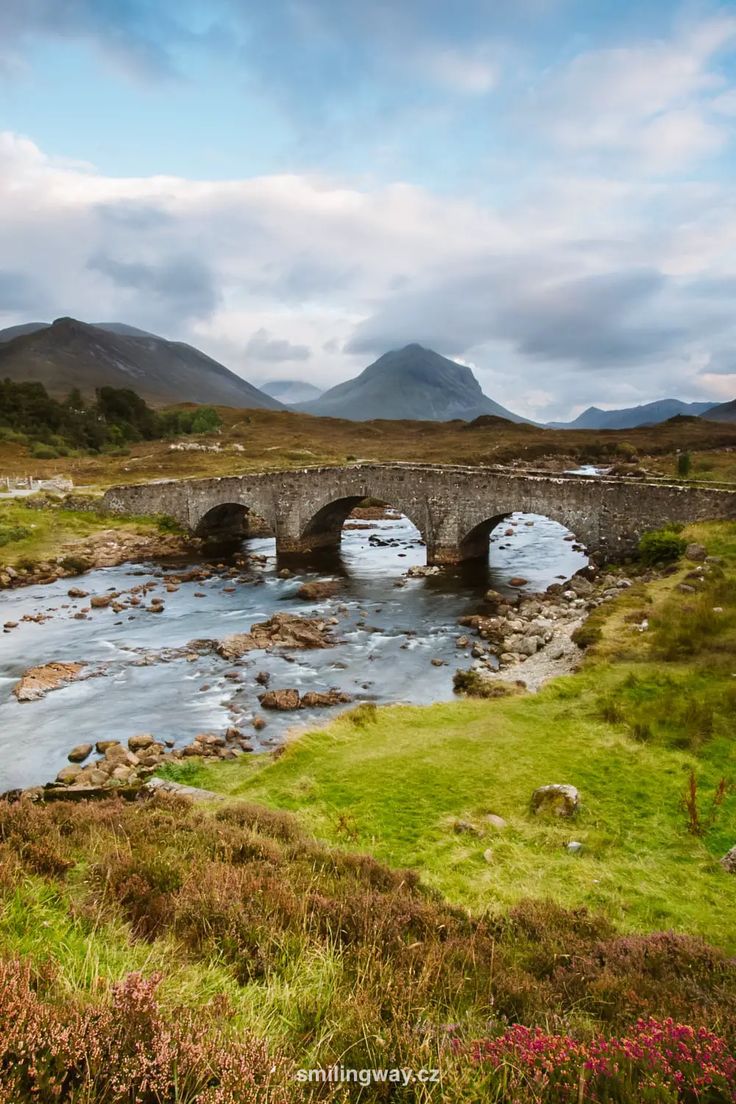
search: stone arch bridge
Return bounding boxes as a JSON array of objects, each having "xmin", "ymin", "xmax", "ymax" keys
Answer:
[{"xmin": 101, "ymin": 463, "xmax": 736, "ymax": 564}]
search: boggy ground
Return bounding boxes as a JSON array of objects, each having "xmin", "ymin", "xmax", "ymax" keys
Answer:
[{"xmin": 1, "ymin": 521, "xmax": 736, "ymax": 1101}]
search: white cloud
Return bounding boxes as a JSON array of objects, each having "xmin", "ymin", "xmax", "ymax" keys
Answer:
[{"xmin": 2, "ymin": 113, "xmax": 736, "ymax": 420}]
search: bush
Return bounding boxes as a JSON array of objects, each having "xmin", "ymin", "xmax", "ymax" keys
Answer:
[
  {"xmin": 571, "ymin": 621, "xmax": 602, "ymax": 648},
  {"xmin": 677, "ymin": 451, "xmax": 692, "ymax": 477},
  {"xmin": 30, "ymin": 443, "xmax": 60, "ymax": 460},
  {"xmin": 638, "ymin": 528, "xmax": 687, "ymax": 566},
  {"xmin": 0, "ymin": 524, "xmax": 31, "ymax": 547}
]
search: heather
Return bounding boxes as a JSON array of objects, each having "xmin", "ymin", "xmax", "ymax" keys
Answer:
[{"xmin": 1, "ymin": 794, "xmax": 735, "ymax": 1101}]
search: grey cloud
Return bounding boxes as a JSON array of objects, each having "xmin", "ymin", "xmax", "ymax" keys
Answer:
[
  {"xmin": 88, "ymin": 252, "xmax": 219, "ymax": 319},
  {"xmin": 95, "ymin": 201, "xmax": 174, "ymax": 230},
  {"xmin": 245, "ymin": 328, "xmax": 310, "ymax": 362},
  {"xmin": 0, "ymin": 270, "xmax": 45, "ymax": 312},
  {"xmin": 347, "ymin": 263, "xmax": 688, "ymax": 369}
]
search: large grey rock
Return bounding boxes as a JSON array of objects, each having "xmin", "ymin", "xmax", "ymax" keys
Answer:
[
  {"xmin": 531, "ymin": 783, "xmax": 580, "ymax": 817},
  {"xmin": 685, "ymin": 543, "xmax": 707, "ymax": 562}
]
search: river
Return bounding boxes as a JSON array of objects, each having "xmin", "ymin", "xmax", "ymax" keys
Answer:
[{"xmin": 0, "ymin": 512, "xmax": 587, "ymax": 791}]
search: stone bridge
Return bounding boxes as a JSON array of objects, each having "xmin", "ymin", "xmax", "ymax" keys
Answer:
[{"xmin": 101, "ymin": 463, "xmax": 736, "ymax": 564}]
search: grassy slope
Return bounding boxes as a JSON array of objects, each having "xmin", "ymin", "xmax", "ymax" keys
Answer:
[
  {"xmin": 0, "ymin": 499, "xmax": 171, "ymax": 569},
  {"xmin": 165, "ymin": 520, "xmax": 736, "ymax": 951}
]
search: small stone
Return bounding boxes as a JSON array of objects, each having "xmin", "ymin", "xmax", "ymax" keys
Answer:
[
  {"xmin": 453, "ymin": 819, "xmax": 481, "ymax": 836},
  {"xmin": 483, "ymin": 848, "xmax": 494, "ymax": 863},
  {"xmin": 68, "ymin": 743, "xmax": 93, "ymax": 763},
  {"xmin": 90, "ymin": 595, "xmax": 113, "ymax": 608},
  {"xmin": 484, "ymin": 814, "xmax": 507, "ymax": 830},
  {"xmin": 508, "ymin": 577, "xmax": 528, "ymax": 588},
  {"xmin": 565, "ymin": 841, "xmax": 584, "ymax": 854},
  {"xmin": 685, "ymin": 543, "xmax": 707, "ymax": 562}
]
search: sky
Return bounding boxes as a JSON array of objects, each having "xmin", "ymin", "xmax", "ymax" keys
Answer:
[{"xmin": 2, "ymin": 1, "xmax": 736, "ymax": 420}]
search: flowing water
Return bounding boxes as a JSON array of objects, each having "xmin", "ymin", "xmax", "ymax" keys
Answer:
[{"xmin": 0, "ymin": 513, "xmax": 587, "ymax": 791}]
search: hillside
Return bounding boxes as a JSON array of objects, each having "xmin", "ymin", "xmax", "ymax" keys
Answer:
[
  {"xmin": 0, "ymin": 318, "xmax": 283, "ymax": 410},
  {"xmin": 702, "ymin": 398, "xmax": 736, "ymax": 423},
  {"xmin": 550, "ymin": 398, "xmax": 716, "ymax": 429},
  {"xmin": 296, "ymin": 343, "xmax": 528, "ymax": 422}
]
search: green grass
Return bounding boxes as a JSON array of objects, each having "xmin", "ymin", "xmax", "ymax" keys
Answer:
[
  {"xmin": 162, "ymin": 519, "xmax": 736, "ymax": 951},
  {"xmin": 0, "ymin": 499, "xmax": 178, "ymax": 569}
]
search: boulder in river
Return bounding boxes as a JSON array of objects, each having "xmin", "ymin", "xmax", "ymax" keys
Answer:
[
  {"xmin": 128, "ymin": 733, "xmax": 155, "ymax": 751},
  {"xmin": 300, "ymin": 689, "xmax": 352, "ymax": 708},
  {"xmin": 531, "ymin": 783, "xmax": 580, "ymax": 818},
  {"xmin": 13, "ymin": 661, "xmax": 86, "ymax": 702},
  {"xmin": 259, "ymin": 688, "xmax": 301, "ymax": 711},
  {"xmin": 68, "ymin": 743, "xmax": 93, "ymax": 763},
  {"xmin": 296, "ymin": 580, "xmax": 341, "ymax": 601}
]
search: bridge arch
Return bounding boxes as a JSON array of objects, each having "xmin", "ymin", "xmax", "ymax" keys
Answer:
[
  {"xmin": 297, "ymin": 492, "xmax": 428, "ymax": 555},
  {"xmin": 194, "ymin": 501, "xmax": 274, "ymax": 541},
  {"xmin": 458, "ymin": 508, "xmax": 589, "ymax": 562}
]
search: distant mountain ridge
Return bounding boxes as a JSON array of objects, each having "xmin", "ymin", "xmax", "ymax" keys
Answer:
[
  {"xmin": 549, "ymin": 398, "xmax": 716, "ymax": 430},
  {"xmin": 701, "ymin": 398, "xmax": 736, "ymax": 423},
  {"xmin": 261, "ymin": 379, "xmax": 324, "ymax": 404},
  {"xmin": 0, "ymin": 318, "xmax": 283, "ymax": 410},
  {"xmin": 295, "ymin": 344, "xmax": 528, "ymax": 423}
]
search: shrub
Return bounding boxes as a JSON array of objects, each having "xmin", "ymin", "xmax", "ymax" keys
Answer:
[
  {"xmin": 571, "ymin": 621, "xmax": 602, "ymax": 648},
  {"xmin": 466, "ymin": 1018, "xmax": 736, "ymax": 1103},
  {"xmin": 638, "ymin": 528, "xmax": 686, "ymax": 566},
  {"xmin": 0, "ymin": 524, "xmax": 31, "ymax": 547},
  {"xmin": 0, "ymin": 960, "xmax": 288, "ymax": 1104},
  {"xmin": 30, "ymin": 443, "xmax": 60, "ymax": 460},
  {"xmin": 677, "ymin": 451, "xmax": 692, "ymax": 477}
]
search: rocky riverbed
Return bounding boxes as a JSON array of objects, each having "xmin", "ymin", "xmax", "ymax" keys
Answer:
[{"xmin": 0, "ymin": 510, "xmax": 599, "ymax": 794}]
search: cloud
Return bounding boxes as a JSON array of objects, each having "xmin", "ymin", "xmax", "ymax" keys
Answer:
[
  {"xmin": 245, "ymin": 328, "xmax": 310, "ymax": 362},
  {"xmin": 88, "ymin": 252, "xmax": 220, "ymax": 320},
  {"xmin": 525, "ymin": 14, "xmax": 736, "ymax": 172},
  {"xmin": 3, "ymin": 113, "xmax": 736, "ymax": 420}
]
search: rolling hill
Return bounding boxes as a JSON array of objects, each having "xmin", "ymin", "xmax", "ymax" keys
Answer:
[
  {"xmin": 295, "ymin": 344, "xmax": 527, "ymax": 423},
  {"xmin": 0, "ymin": 318, "xmax": 283, "ymax": 410}
]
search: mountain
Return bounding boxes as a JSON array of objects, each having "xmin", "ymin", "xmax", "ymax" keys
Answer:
[
  {"xmin": 701, "ymin": 398, "xmax": 736, "ymax": 423},
  {"xmin": 261, "ymin": 379, "xmax": 324, "ymax": 404},
  {"xmin": 0, "ymin": 318, "xmax": 284, "ymax": 410},
  {"xmin": 295, "ymin": 344, "xmax": 527, "ymax": 423},
  {"xmin": 0, "ymin": 322, "xmax": 48, "ymax": 343},
  {"xmin": 549, "ymin": 399, "xmax": 716, "ymax": 430}
]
